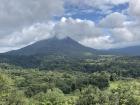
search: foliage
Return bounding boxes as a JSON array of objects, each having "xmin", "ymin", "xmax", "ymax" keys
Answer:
[{"xmin": 0, "ymin": 56, "xmax": 140, "ymax": 105}]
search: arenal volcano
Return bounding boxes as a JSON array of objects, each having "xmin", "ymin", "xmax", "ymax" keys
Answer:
[{"xmin": 5, "ymin": 37, "xmax": 98, "ymax": 57}]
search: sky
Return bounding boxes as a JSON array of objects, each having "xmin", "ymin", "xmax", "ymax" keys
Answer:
[{"xmin": 0, "ymin": 0, "xmax": 140, "ymax": 52}]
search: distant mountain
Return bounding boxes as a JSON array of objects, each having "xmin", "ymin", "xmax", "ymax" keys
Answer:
[
  {"xmin": 106, "ymin": 45, "xmax": 140, "ymax": 56},
  {"xmin": 3, "ymin": 37, "xmax": 140, "ymax": 57},
  {"xmin": 5, "ymin": 37, "xmax": 98, "ymax": 57}
]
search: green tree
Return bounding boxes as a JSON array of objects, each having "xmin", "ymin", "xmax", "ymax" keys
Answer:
[
  {"xmin": 89, "ymin": 72, "xmax": 110, "ymax": 89},
  {"xmin": 110, "ymin": 84, "xmax": 140, "ymax": 105},
  {"xmin": 34, "ymin": 88, "xmax": 76, "ymax": 105},
  {"xmin": 76, "ymin": 86, "xmax": 109, "ymax": 105}
]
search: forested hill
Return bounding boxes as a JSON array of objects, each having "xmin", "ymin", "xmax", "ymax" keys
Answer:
[{"xmin": 106, "ymin": 45, "xmax": 140, "ymax": 56}]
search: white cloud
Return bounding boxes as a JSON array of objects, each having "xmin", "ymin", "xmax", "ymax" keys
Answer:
[
  {"xmin": 129, "ymin": 0, "xmax": 140, "ymax": 18},
  {"xmin": 0, "ymin": 22, "xmax": 55, "ymax": 52},
  {"xmin": 1, "ymin": 15, "xmax": 140, "ymax": 52},
  {"xmin": 80, "ymin": 36, "xmax": 113, "ymax": 49},
  {"xmin": 0, "ymin": 0, "xmax": 64, "ymax": 35},
  {"xmin": 0, "ymin": 17, "xmax": 106, "ymax": 52},
  {"xmin": 53, "ymin": 17, "xmax": 103, "ymax": 40},
  {"xmin": 99, "ymin": 12, "xmax": 127, "ymax": 28},
  {"xmin": 111, "ymin": 28, "xmax": 134, "ymax": 42}
]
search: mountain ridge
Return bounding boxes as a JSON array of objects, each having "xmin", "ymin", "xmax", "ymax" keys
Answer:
[
  {"xmin": 106, "ymin": 45, "xmax": 140, "ymax": 56},
  {"xmin": 2, "ymin": 36, "xmax": 140, "ymax": 56}
]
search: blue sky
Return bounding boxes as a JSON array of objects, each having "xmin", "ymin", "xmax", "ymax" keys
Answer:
[
  {"xmin": 0, "ymin": 0, "xmax": 140, "ymax": 52},
  {"xmin": 64, "ymin": 2, "xmax": 129, "ymax": 23}
]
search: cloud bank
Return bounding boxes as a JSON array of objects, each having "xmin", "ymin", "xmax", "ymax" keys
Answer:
[{"xmin": 0, "ymin": 0, "xmax": 140, "ymax": 52}]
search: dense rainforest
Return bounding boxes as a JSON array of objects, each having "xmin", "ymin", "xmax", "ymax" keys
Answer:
[{"xmin": 0, "ymin": 55, "xmax": 140, "ymax": 105}]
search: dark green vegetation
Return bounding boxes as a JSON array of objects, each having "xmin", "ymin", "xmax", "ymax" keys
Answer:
[
  {"xmin": 0, "ymin": 56, "xmax": 140, "ymax": 105},
  {"xmin": 0, "ymin": 55, "xmax": 140, "ymax": 78}
]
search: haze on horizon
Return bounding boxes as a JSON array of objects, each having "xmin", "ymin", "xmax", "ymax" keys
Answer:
[{"xmin": 0, "ymin": 0, "xmax": 140, "ymax": 53}]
